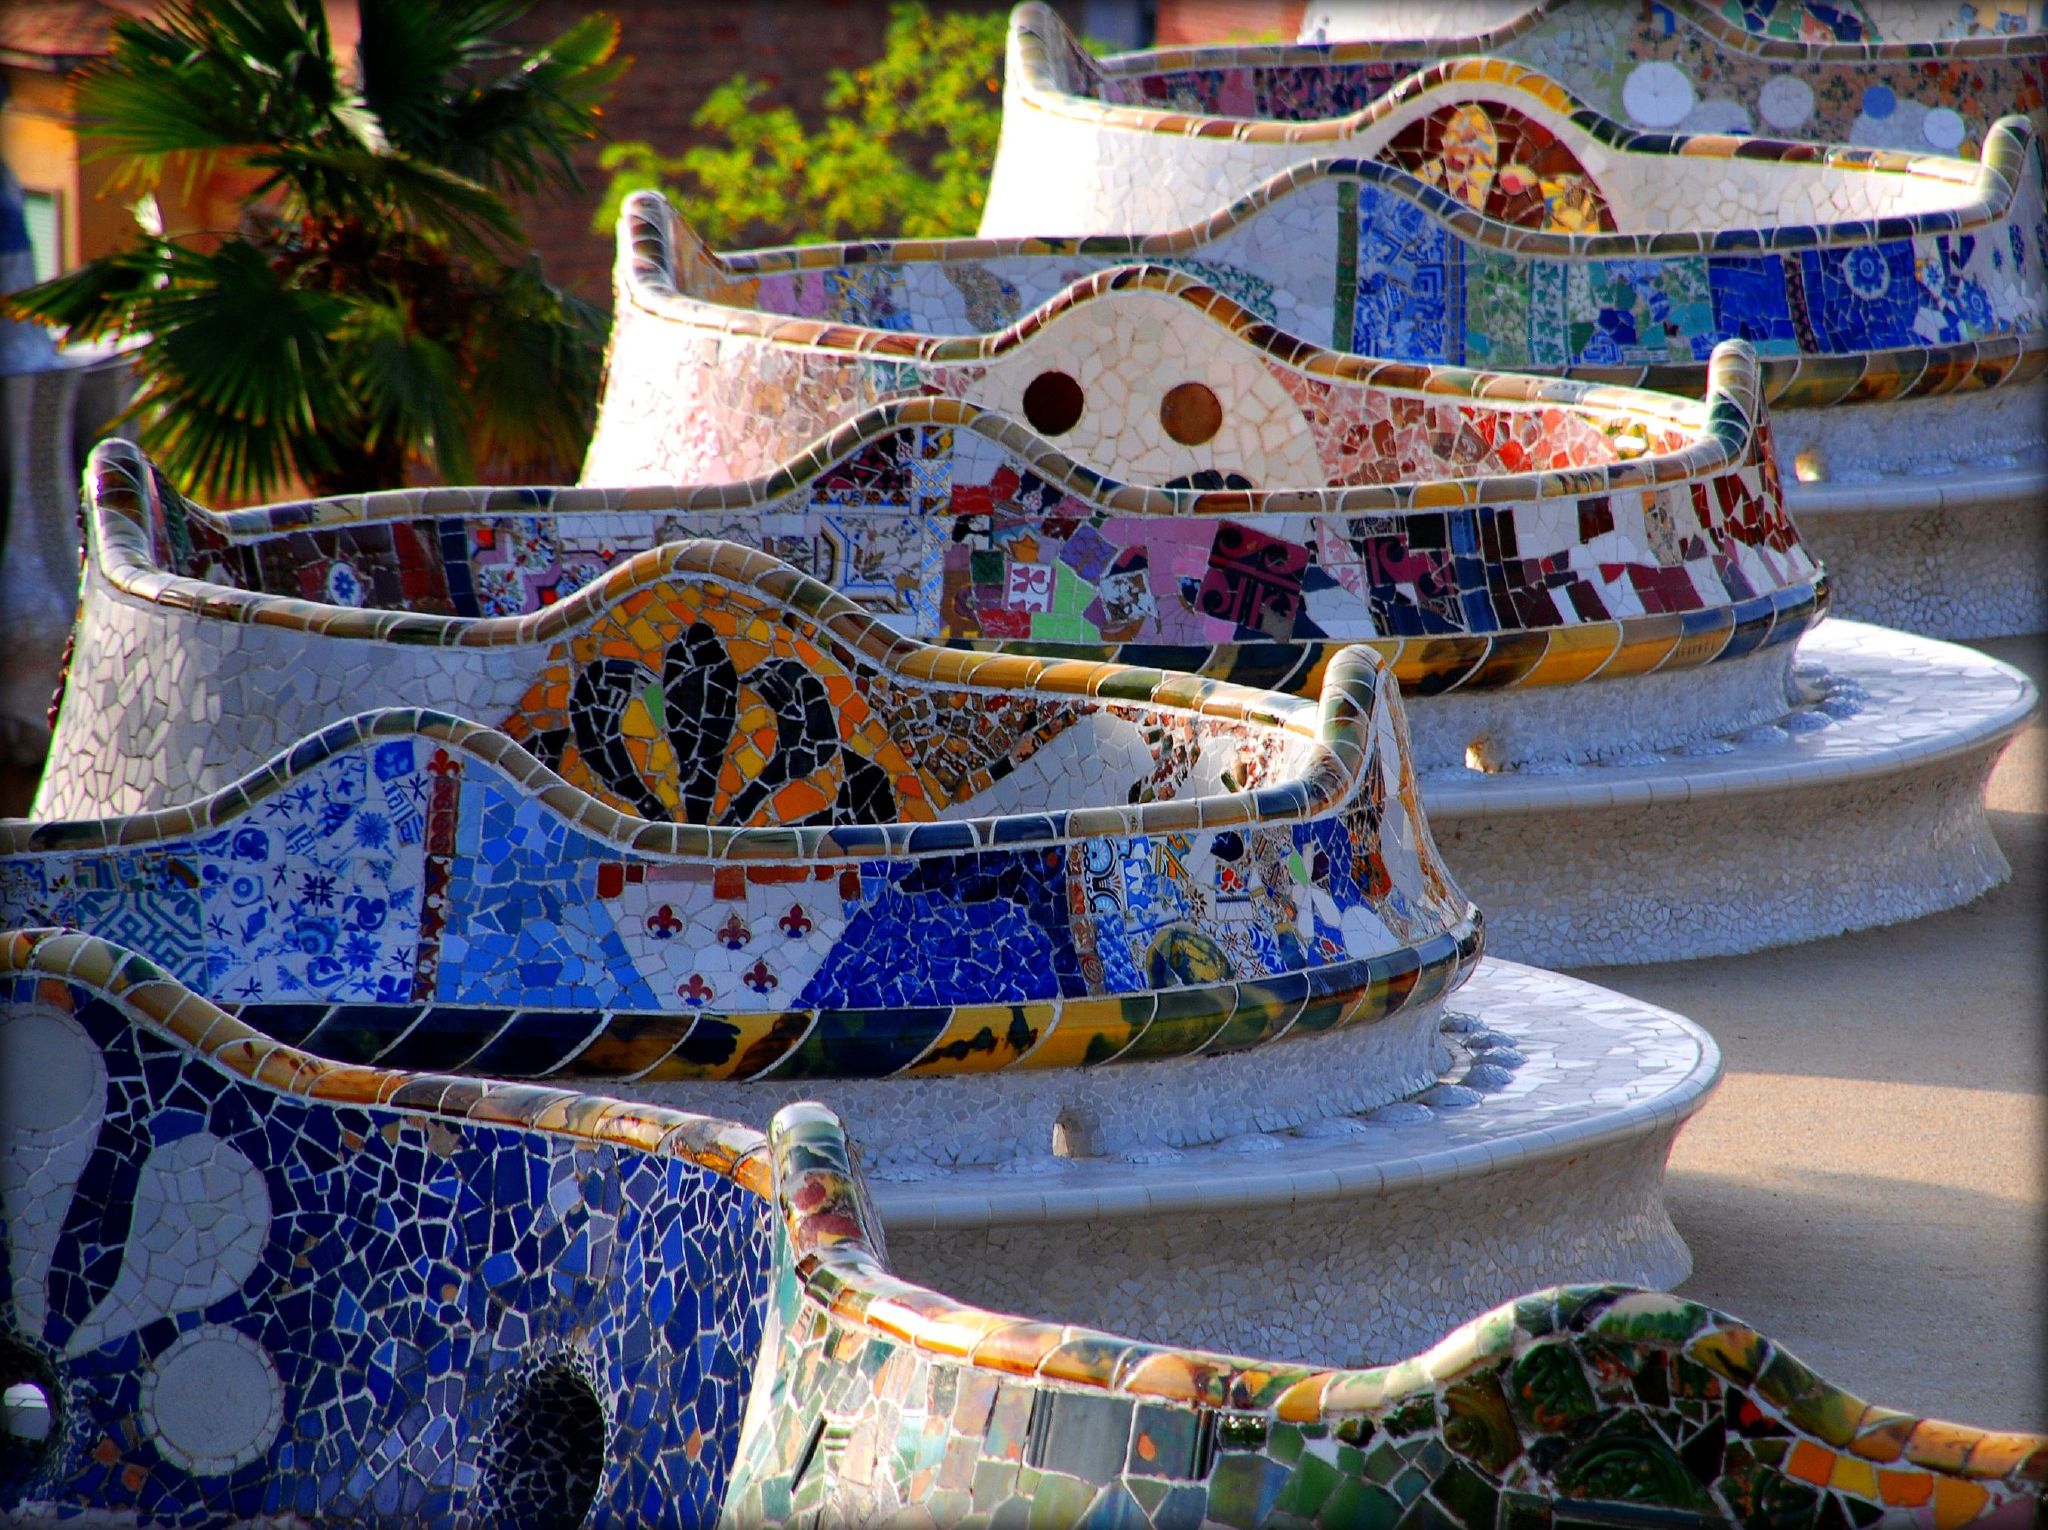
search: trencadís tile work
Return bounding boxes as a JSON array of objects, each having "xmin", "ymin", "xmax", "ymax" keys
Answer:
[
  {"xmin": 72, "ymin": 343, "xmax": 1827, "ymax": 800},
  {"xmin": 40, "ymin": 386, "xmax": 2034, "ymax": 966},
  {"xmin": 0, "ymin": 929, "xmax": 772, "ymax": 1525},
  {"xmin": 8, "ymin": 0, "xmax": 2048, "ymax": 1518},
  {"xmin": 1305, "ymin": 1, "xmax": 2036, "ymax": 152},
  {"xmin": 3, "ymin": 631, "xmax": 1482, "ymax": 1092},
  {"xmin": 989, "ymin": 3, "xmax": 2044, "ymax": 235},
  {"xmin": 3, "ymin": 931, "xmax": 2043, "ymax": 1524},
  {"xmin": 2, "ymin": 548, "xmax": 1751, "ymax": 1356},
  {"xmin": 10, "ymin": 594, "xmax": 1721, "ymax": 1361},
  {"xmin": 974, "ymin": 5, "xmax": 2048, "ymax": 634}
]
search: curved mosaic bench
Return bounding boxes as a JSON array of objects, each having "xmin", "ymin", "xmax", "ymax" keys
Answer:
[
  {"xmin": 10, "ymin": 635, "xmax": 1484, "ymax": 1102},
  {"xmin": 87, "ymin": 338, "xmax": 1827, "ymax": 792},
  {"xmin": 0, "ymin": 928, "xmax": 772, "ymax": 1524},
  {"xmin": 588, "ymin": 198, "xmax": 1796, "ymax": 499},
  {"xmin": 1199, "ymin": 0, "xmax": 2038, "ymax": 152},
  {"xmin": 969, "ymin": 5, "xmax": 2048, "ymax": 635},
  {"xmin": 41, "ymin": 408, "xmax": 2033, "ymax": 965},
  {"xmin": 8, "ymin": 669, "xmax": 1727, "ymax": 1358},
  {"xmin": 4, "ymin": 931, "xmax": 2043, "ymax": 1524}
]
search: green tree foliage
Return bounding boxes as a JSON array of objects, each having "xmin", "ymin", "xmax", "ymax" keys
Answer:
[
  {"xmin": 593, "ymin": 2, "xmax": 1030, "ymax": 248},
  {"xmin": 7, "ymin": 0, "xmax": 626, "ymax": 500}
]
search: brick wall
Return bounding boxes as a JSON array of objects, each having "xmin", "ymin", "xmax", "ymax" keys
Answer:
[{"xmin": 1152, "ymin": 0, "xmax": 1304, "ymax": 44}]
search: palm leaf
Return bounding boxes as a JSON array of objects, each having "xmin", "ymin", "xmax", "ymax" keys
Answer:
[
  {"xmin": 72, "ymin": 0, "xmax": 342, "ymax": 195},
  {"xmin": 136, "ymin": 372, "xmax": 328, "ymax": 506},
  {"xmin": 130, "ymin": 243, "xmax": 342, "ymax": 425},
  {"xmin": 437, "ymin": 15, "xmax": 626, "ymax": 194},
  {"xmin": 106, "ymin": 241, "xmax": 349, "ymax": 499},
  {"xmin": 355, "ymin": 1, "xmax": 623, "ymax": 198},
  {"xmin": 459, "ymin": 261, "xmax": 605, "ymax": 479},
  {"xmin": 4, "ymin": 244, "xmax": 170, "ymax": 338},
  {"xmin": 250, "ymin": 146, "xmax": 519, "ymax": 251},
  {"xmin": 334, "ymin": 297, "xmax": 475, "ymax": 484}
]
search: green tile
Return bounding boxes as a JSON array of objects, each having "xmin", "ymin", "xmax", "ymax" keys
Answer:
[{"xmin": 1318, "ymin": 1477, "xmax": 1402, "ymax": 1530}]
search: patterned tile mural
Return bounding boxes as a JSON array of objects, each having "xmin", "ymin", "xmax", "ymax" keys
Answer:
[
  {"xmin": 1040, "ymin": 0, "xmax": 2045, "ymax": 163},
  {"xmin": 980, "ymin": 10, "xmax": 2048, "ymax": 341},
  {"xmin": 1283, "ymin": 0, "xmax": 2046, "ymax": 155},
  {"xmin": 598, "ymin": 120, "xmax": 2046, "ymax": 489},
  {"xmin": 36, "ymin": 354, "xmax": 1824, "ymax": 821},
  {"xmin": 7, "ymin": 2, "xmax": 2046, "ymax": 1522},
  {"xmin": 4, "ymin": 932, "xmax": 2042, "ymax": 1525},
  {"xmin": 0, "ymin": 932, "xmax": 772, "ymax": 1524},
  {"xmin": 4, "ymin": 551, "xmax": 1484, "ymax": 1082}
]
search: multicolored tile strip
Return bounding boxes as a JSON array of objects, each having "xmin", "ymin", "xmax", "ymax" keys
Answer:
[
  {"xmin": 602, "ymin": 119, "xmax": 2047, "ymax": 474},
  {"xmin": 980, "ymin": 12, "xmax": 2048, "ymax": 384},
  {"xmin": 1160, "ymin": 0, "xmax": 2046, "ymax": 154},
  {"xmin": 52, "ymin": 335, "xmax": 1817, "ymax": 808},
  {"xmin": 597, "ymin": 205, "xmax": 1778, "ymax": 483},
  {"xmin": 8, "ymin": 1, "xmax": 2048, "ymax": 1520},
  {"xmin": 583, "ymin": 23, "xmax": 2044, "ymax": 641},
  {"xmin": 6, "ymin": 930, "xmax": 2042, "ymax": 1524},
  {"xmin": 1013, "ymin": 0, "xmax": 2045, "ymax": 152},
  {"xmin": 4, "ymin": 545, "xmax": 1484, "ymax": 1080}
]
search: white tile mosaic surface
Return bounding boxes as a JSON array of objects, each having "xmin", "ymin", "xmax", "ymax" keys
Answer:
[
  {"xmin": 1421, "ymin": 619, "xmax": 2036, "ymax": 964},
  {"xmin": 879, "ymin": 957, "xmax": 1716, "ymax": 1366}
]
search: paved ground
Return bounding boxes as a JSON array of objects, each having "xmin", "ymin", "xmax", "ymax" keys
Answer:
[
  {"xmin": 1569, "ymin": 633, "xmax": 2046, "ymax": 1432},
  {"xmin": 3, "ymin": 636, "xmax": 2041, "ymax": 1429}
]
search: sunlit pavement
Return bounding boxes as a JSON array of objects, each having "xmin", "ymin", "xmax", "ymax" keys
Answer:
[{"xmin": 1573, "ymin": 633, "xmax": 2047, "ymax": 1429}]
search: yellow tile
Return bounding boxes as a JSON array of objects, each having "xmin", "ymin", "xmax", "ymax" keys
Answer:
[{"xmin": 1931, "ymin": 1477, "xmax": 1990, "ymax": 1530}]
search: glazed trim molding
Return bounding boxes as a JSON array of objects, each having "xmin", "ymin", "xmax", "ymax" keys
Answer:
[
  {"xmin": 1008, "ymin": 1, "xmax": 2046, "ymax": 148},
  {"xmin": 8, "ymin": 925, "xmax": 2046, "ymax": 1508},
  {"xmin": 770, "ymin": 1104, "xmax": 2048, "ymax": 1498},
  {"xmin": 3, "ymin": 686, "xmax": 1368, "ymax": 863}
]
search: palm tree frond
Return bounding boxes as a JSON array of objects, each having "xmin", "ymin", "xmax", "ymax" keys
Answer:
[
  {"xmin": 121, "ymin": 242, "xmax": 345, "ymax": 437},
  {"xmin": 356, "ymin": 1, "xmax": 622, "ymax": 197},
  {"xmin": 334, "ymin": 298, "xmax": 475, "ymax": 483},
  {"xmin": 460, "ymin": 262, "xmax": 605, "ymax": 479},
  {"xmin": 249, "ymin": 147, "xmax": 519, "ymax": 251},
  {"xmin": 134, "ymin": 368, "xmax": 335, "ymax": 506},
  {"xmin": 4, "ymin": 243, "xmax": 172, "ymax": 339},
  {"xmin": 74, "ymin": 0, "xmax": 343, "ymax": 187}
]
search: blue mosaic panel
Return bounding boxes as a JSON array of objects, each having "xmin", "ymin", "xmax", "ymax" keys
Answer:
[
  {"xmin": 1565, "ymin": 257, "xmax": 1718, "ymax": 367},
  {"xmin": 1706, "ymin": 255, "xmax": 1803, "ymax": 357},
  {"xmin": 4, "ymin": 978, "xmax": 772, "ymax": 1523},
  {"xmin": 440, "ymin": 774, "xmax": 656, "ymax": 1010},
  {"xmin": 1352, "ymin": 183, "xmax": 1460, "ymax": 363},
  {"xmin": 1796, "ymin": 241, "xmax": 1924, "ymax": 352},
  {"xmin": 1919, "ymin": 232, "xmax": 2006, "ymax": 343},
  {"xmin": 798, "ymin": 848, "xmax": 1087, "ymax": 1013}
]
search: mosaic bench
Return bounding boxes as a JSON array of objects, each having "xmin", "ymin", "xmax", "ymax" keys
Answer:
[
  {"xmin": 106, "ymin": 341, "xmax": 1826, "ymax": 791},
  {"xmin": 970, "ymin": 5, "xmax": 2048, "ymax": 635},
  {"xmin": 8, "ymin": 619, "xmax": 1731, "ymax": 1358},
  {"xmin": 4, "ymin": 929, "xmax": 2044, "ymax": 1525},
  {"xmin": 1220, "ymin": 0, "xmax": 2037, "ymax": 152},
  {"xmin": 44, "ymin": 399, "xmax": 2033, "ymax": 968},
  {"xmin": 599, "ymin": 183, "xmax": 2031, "ymax": 961}
]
